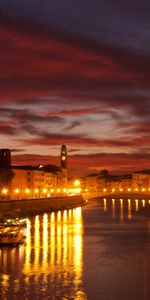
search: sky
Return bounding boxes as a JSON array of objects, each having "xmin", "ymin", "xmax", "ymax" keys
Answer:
[{"xmin": 0, "ymin": 0, "xmax": 150, "ymax": 176}]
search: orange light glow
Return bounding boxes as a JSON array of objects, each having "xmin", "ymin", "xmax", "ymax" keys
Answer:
[
  {"xmin": 74, "ymin": 179, "xmax": 80, "ymax": 187},
  {"xmin": 2, "ymin": 188, "xmax": 8, "ymax": 195}
]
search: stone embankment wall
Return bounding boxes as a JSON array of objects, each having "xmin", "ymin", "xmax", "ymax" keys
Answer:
[
  {"xmin": 82, "ymin": 192, "xmax": 150, "ymax": 200},
  {"xmin": 0, "ymin": 195, "xmax": 86, "ymax": 217}
]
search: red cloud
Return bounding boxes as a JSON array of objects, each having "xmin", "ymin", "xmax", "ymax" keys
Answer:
[{"xmin": 12, "ymin": 152, "xmax": 150, "ymax": 176}]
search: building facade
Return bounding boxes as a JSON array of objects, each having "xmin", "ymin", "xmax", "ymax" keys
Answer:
[{"xmin": 0, "ymin": 145, "xmax": 68, "ymax": 199}]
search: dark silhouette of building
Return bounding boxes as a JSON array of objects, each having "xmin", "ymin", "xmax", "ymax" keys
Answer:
[
  {"xmin": 60, "ymin": 144, "xmax": 67, "ymax": 170},
  {"xmin": 60, "ymin": 144, "xmax": 68, "ymax": 187},
  {"xmin": 0, "ymin": 149, "xmax": 11, "ymax": 168}
]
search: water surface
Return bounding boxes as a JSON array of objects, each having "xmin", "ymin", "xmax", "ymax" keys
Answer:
[{"xmin": 0, "ymin": 197, "xmax": 149, "ymax": 299}]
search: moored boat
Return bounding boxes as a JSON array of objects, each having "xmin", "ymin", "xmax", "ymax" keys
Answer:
[
  {"xmin": 0, "ymin": 227, "xmax": 24, "ymax": 246},
  {"xmin": 0, "ymin": 217, "xmax": 27, "ymax": 228}
]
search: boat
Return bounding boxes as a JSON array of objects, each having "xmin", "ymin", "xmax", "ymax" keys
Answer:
[
  {"xmin": 0, "ymin": 217, "xmax": 27, "ymax": 228},
  {"xmin": 0, "ymin": 227, "xmax": 25, "ymax": 246}
]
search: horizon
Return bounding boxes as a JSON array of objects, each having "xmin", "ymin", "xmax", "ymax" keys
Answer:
[{"xmin": 9, "ymin": 148, "xmax": 150, "ymax": 177}]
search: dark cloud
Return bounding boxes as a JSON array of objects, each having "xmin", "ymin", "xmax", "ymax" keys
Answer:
[
  {"xmin": 0, "ymin": 123, "xmax": 16, "ymax": 135},
  {"xmin": 21, "ymin": 132, "xmax": 150, "ymax": 149}
]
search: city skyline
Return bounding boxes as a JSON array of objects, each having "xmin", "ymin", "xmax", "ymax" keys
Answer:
[{"xmin": 0, "ymin": 1, "xmax": 150, "ymax": 175}]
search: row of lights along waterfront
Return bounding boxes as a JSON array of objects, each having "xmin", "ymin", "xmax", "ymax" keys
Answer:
[{"xmin": 1, "ymin": 185, "xmax": 150, "ymax": 197}]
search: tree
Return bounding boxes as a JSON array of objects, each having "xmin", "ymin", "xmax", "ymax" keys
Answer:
[{"xmin": 100, "ymin": 169, "xmax": 109, "ymax": 177}]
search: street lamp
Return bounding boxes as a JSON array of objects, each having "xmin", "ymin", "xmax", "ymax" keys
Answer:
[
  {"xmin": 74, "ymin": 179, "xmax": 80, "ymax": 187},
  {"xmin": 15, "ymin": 188, "xmax": 19, "ymax": 194},
  {"xmin": 2, "ymin": 188, "xmax": 8, "ymax": 195}
]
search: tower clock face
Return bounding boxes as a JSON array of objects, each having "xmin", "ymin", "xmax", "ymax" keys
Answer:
[{"xmin": 62, "ymin": 156, "xmax": 66, "ymax": 161}]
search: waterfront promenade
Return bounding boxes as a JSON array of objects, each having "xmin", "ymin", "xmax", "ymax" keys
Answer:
[
  {"xmin": 0, "ymin": 195, "xmax": 86, "ymax": 217},
  {"xmin": 83, "ymin": 191, "xmax": 150, "ymax": 200}
]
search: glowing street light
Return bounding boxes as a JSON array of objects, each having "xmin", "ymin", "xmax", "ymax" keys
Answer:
[
  {"xmin": 74, "ymin": 179, "xmax": 80, "ymax": 187},
  {"xmin": 15, "ymin": 188, "xmax": 19, "ymax": 194},
  {"xmin": 2, "ymin": 188, "xmax": 8, "ymax": 195}
]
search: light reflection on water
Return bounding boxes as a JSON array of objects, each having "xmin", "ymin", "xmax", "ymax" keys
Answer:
[
  {"xmin": 0, "ymin": 207, "xmax": 84, "ymax": 299},
  {"xmin": 0, "ymin": 199, "xmax": 149, "ymax": 300}
]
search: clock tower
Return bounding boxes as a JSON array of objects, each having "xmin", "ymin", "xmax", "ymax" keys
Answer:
[
  {"xmin": 61, "ymin": 144, "xmax": 67, "ymax": 170},
  {"xmin": 60, "ymin": 144, "xmax": 68, "ymax": 187}
]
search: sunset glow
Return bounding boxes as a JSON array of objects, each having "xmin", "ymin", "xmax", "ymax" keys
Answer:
[{"xmin": 0, "ymin": 1, "xmax": 149, "ymax": 175}]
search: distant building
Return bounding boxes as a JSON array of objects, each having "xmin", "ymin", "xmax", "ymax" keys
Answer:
[
  {"xmin": 81, "ymin": 171, "xmax": 150, "ymax": 198},
  {"xmin": 0, "ymin": 147, "xmax": 149, "ymax": 199},
  {"xmin": 0, "ymin": 146, "xmax": 68, "ymax": 199},
  {"xmin": 10, "ymin": 166, "xmax": 57, "ymax": 199},
  {"xmin": 0, "ymin": 149, "xmax": 11, "ymax": 168},
  {"xmin": 132, "ymin": 171, "xmax": 150, "ymax": 189}
]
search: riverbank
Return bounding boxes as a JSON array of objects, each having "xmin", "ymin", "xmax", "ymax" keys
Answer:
[
  {"xmin": 0, "ymin": 195, "xmax": 86, "ymax": 218},
  {"xmin": 99, "ymin": 192, "xmax": 150, "ymax": 199},
  {"xmin": 83, "ymin": 192, "xmax": 150, "ymax": 201}
]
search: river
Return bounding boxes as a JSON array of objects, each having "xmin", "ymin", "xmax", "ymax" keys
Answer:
[{"xmin": 0, "ymin": 197, "xmax": 149, "ymax": 299}]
